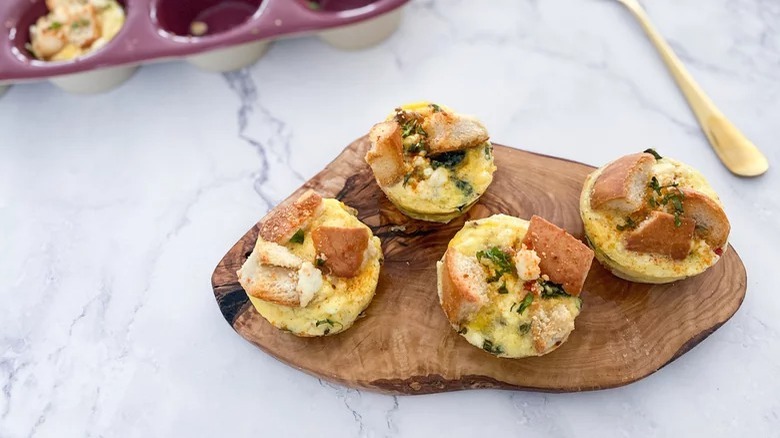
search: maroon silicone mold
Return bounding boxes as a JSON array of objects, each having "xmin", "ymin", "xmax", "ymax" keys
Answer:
[
  {"xmin": 0, "ymin": 0, "xmax": 407, "ymax": 85},
  {"xmin": 155, "ymin": 0, "xmax": 263, "ymax": 37}
]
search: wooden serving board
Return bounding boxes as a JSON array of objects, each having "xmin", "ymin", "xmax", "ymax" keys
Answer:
[{"xmin": 211, "ymin": 137, "xmax": 747, "ymax": 394}]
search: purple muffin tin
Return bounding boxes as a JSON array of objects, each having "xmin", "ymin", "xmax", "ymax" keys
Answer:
[{"xmin": 0, "ymin": 0, "xmax": 408, "ymax": 94}]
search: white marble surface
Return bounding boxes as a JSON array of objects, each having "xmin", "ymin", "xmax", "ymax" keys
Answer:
[{"xmin": 2, "ymin": 0, "xmax": 779, "ymax": 436}]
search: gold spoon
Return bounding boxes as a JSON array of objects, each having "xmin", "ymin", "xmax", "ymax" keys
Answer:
[{"xmin": 615, "ymin": 0, "xmax": 769, "ymax": 177}]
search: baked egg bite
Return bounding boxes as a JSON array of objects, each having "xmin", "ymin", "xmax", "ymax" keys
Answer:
[
  {"xmin": 29, "ymin": 0, "xmax": 126, "ymax": 61},
  {"xmin": 437, "ymin": 214, "xmax": 594, "ymax": 358},
  {"xmin": 237, "ymin": 190, "xmax": 383, "ymax": 337},
  {"xmin": 365, "ymin": 102, "xmax": 496, "ymax": 223},
  {"xmin": 580, "ymin": 149, "xmax": 730, "ymax": 284}
]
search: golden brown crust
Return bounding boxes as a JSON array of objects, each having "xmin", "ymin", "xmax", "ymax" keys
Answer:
[
  {"xmin": 258, "ymin": 190, "xmax": 323, "ymax": 244},
  {"xmin": 530, "ymin": 304, "xmax": 574, "ymax": 354},
  {"xmin": 439, "ymin": 248, "xmax": 488, "ymax": 325},
  {"xmin": 239, "ymin": 264, "xmax": 300, "ymax": 307},
  {"xmin": 532, "ymin": 328, "xmax": 547, "ymax": 354},
  {"xmin": 64, "ymin": 4, "xmax": 101, "ymax": 49},
  {"xmin": 679, "ymin": 188, "xmax": 730, "ymax": 249},
  {"xmin": 625, "ymin": 211, "xmax": 696, "ymax": 260},
  {"xmin": 590, "ymin": 153, "xmax": 655, "ymax": 212},
  {"xmin": 312, "ymin": 226, "xmax": 370, "ymax": 278},
  {"xmin": 237, "ymin": 240, "xmax": 304, "ymax": 307},
  {"xmin": 253, "ymin": 240, "xmax": 303, "ymax": 269},
  {"xmin": 366, "ymin": 121, "xmax": 405, "ymax": 186},
  {"xmin": 424, "ymin": 112, "xmax": 489, "ymax": 154},
  {"xmin": 521, "ymin": 215, "xmax": 594, "ymax": 296}
]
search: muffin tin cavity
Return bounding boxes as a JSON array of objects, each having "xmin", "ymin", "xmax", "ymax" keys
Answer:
[
  {"xmin": 154, "ymin": 0, "xmax": 263, "ymax": 37},
  {"xmin": 0, "ymin": 0, "xmax": 408, "ymax": 93},
  {"xmin": 11, "ymin": 0, "xmax": 128, "ymax": 62}
]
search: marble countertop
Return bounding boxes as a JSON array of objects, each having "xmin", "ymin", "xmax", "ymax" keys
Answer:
[{"xmin": 2, "ymin": 0, "xmax": 779, "ymax": 436}]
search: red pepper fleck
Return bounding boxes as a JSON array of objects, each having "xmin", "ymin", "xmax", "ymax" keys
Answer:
[
  {"xmin": 523, "ymin": 281, "xmax": 534, "ymax": 291},
  {"xmin": 714, "ymin": 247, "xmax": 723, "ymax": 256}
]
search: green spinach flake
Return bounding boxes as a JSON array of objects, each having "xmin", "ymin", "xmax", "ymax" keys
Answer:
[
  {"xmin": 518, "ymin": 323, "xmax": 531, "ymax": 335},
  {"xmin": 649, "ymin": 176, "xmax": 680, "ymax": 196},
  {"xmin": 649, "ymin": 176, "xmax": 662, "ymax": 195},
  {"xmin": 396, "ymin": 110, "xmax": 427, "ymax": 140},
  {"xmin": 70, "ymin": 18, "xmax": 90, "ymax": 29},
  {"xmin": 540, "ymin": 281, "xmax": 570, "ymax": 299},
  {"xmin": 616, "ymin": 216, "xmax": 637, "ymax": 231},
  {"xmin": 405, "ymin": 141, "xmax": 426, "ymax": 154},
  {"xmin": 659, "ymin": 189, "xmax": 685, "ymax": 227},
  {"xmin": 454, "ymin": 179, "xmax": 473, "ymax": 197},
  {"xmin": 482, "ymin": 339, "xmax": 503, "ymax": 355},
  {"xmin": 430, "ymin": 150, "xmax": 466, "ymax": 169},
  {"xmin": 316, "ymin": 319, "xmax": 342, "ymax": 328},
  {"xmin": 644, "ymin": 148, "xmax": 663, "ymax": 160},
  {"xmin": 516, "ymin": 293, "xmax": 534, "ymax": 314},
  {"xmin": 648, "ymin": 177, "xmax": 685, "ymax": 226},
  {"xmin": 497, "ymin": 283, "xmax": 509, "ymax": 294},
  {"xmin": 647, "ymin": 196, "xmax": 657, "ymax": 208},
  {"xmin": 289, "ymin": 229, "xmax": 305, "ymax": 244},
  {"xmin": 476, "ymin": 247, "xmax": 514, "ymax": 282}
]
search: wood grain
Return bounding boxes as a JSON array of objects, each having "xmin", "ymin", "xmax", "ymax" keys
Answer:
[{"xmin": 211, "ymin": 136, "xmax": 747, "ymax": 394}]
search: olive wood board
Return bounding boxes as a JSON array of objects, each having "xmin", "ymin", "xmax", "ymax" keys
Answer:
[{"xmin": 211, "ymin": 136, "xmax": 747, "ymax": 395}]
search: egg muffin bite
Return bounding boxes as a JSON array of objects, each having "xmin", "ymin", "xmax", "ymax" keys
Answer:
[
  {"xmin": 437, "ymin": 214, "xmax": 594, "ymax": 358},
  {"xmin": 29, "ymin": 0, "xmax": 126, "ymax": 61},
  {"xmin": 365, "ymin": 102, "xmax": 496, "ymax": 223},
  {"xmin": 237, "ymin": 191, "xmax": 383, "ymax": 337},
  {"xmin": 580, "ymin": 150, "xmax": 730, "ymax": 284}
]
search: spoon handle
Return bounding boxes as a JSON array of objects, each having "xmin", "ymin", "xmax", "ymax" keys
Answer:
[{"xmin": 617, "ymin": 0, "xmax": 769, "ymax": 176}]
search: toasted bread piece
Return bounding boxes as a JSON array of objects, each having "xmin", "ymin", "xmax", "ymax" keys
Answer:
[
  {"xmin": 312, "ymin": 226, "xmax": 370, "ymax": 278},
  {"xmin": 238, "ymin": 254, "xmax": 300, "ymax": 307},
  {"xmin": 423, "ymin": 112, "xmax": 489, "ymax": 154},
  {"xmin": 438, "ymin": 247, "xmax": 489, "ymax": 324},
  {"xmin": 590, "ymin": 153, "xmax": 655, "ymax": 213},
  {"xmin": 679, "ymin": 188, "xmax": 730, "ymax": 249},
  {"xmin": 63, "ymin": 4, "xmax": 101, "ymax": 48},
  {"xmin": 238, "ymin": 240, "xmax": 323, "ymax": 307},
  {"xmin": 258, "ymin": 190, "xmax": 323, "ymax": 244},
  {"xmin": 253, "ymin": 240, "xmax": 303, "ymax": 269},
  {"xmin": 366, "ymin": 121, "xmax": 405, "ymax": 186},
  {"xmin": 30, "ymin": 16, "xmax": 66, "ymax": 59},
  {"xmin": 531, "ymin": 304, "xmax": 576, "ymax": 354},
  {"xmin": 521, "ymin": 215, "xmax": 594, "ymax": 296},
  {"xmin": 625, "ymin": 211, "xmax": 695, "ymax": 260}
]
